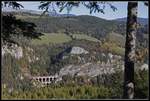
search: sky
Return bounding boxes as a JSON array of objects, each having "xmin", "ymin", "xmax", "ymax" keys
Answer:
[{"xmin": 16, "ymin": 1, "xmax": 148, "ymax": 20}]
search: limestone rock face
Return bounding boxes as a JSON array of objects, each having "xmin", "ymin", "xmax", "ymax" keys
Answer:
[
  {"xmin": 70, "ymin": 47, "xmax": 89, "ymax": 54},
  {"xmin": 2, "ymin": 44, "xmax": 23, "ymax": 59},
  {"xmin": 58, "ymin": 63, "xmax": 118, "ymax": 78},
  {"xmin": 108, "ymin": 53, "xmax": 113, "ymax": 59},
  {"xmin": 15, "ymin": 47, "xmax": 23, "ymax": 59}
]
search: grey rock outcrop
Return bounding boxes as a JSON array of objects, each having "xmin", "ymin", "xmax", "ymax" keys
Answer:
[
  {"xmin": 2, "ymin": 44, "xmax": 23, "ymax": 59},
  {"xmin": 70, "ymin": 47, "xmax": 89, "ymax": 54},
  {"xmin": 58, "ymin": 63, "xmax": 118, "ymax": 78},
  {"xmin": 140, "ymin": 64, "xmax": 148, "ymax": 70}
]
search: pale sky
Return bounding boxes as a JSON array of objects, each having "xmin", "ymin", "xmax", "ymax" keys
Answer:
[{"xmin": 13, "ymin": 1, "xmax": 149, "ymax": 20}]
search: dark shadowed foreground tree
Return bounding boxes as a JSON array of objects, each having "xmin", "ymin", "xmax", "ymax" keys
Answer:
[
  {"xmin": 1, "ymin": 2, "xmax": 43, "ymax": 45},
  {"xmin": 123, "ymin": 1, "xmax": 148, "ymax": 99},
  {"xmin": 2, "ymin": 1, "xmax": 24, "ymax": 9},
  {"xmin": 123, "ymin": 2, "xmax": 138, "ymax": 99},
  {"xmin": 38, "ymin": 1, "xmax": 117, "ymax": 15},
  {"xmin": 2, "ymin": 14, "xmax": 43, "ymax": 44}
]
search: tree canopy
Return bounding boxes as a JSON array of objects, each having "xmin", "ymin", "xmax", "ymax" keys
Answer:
[
  {"xmin": 38, "ymin": 1, "xmax": 117, "ymax": 15},
  {"xmin": 1, "ymin": 2, "xmax": 43, "ymax": 44}
]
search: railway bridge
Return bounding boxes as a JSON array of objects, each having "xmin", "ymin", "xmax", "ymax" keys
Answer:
[{"xmin": 32, "ymin": 75, "xmax": 59, "ymax": 85}]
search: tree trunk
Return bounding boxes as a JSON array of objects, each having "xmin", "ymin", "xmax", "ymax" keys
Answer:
[{"xmin": 123, "ymin": 2, "xmax": 138, "ymax": 99}]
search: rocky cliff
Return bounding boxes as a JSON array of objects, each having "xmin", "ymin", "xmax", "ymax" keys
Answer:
[{"xmin": 2, "ymin": 43, "xmax": 23, "ymax": 59}]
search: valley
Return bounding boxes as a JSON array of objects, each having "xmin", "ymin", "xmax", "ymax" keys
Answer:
[{"xmin": 2, "ymin": 7, "xmax": 149, "ymax": 99}]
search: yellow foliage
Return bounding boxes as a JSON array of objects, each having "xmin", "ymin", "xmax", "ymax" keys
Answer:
[{"xmin": 101, "ymin": 41, "xmax": 125, "ymax": 56}]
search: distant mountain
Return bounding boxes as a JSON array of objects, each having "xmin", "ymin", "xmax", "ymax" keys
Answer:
[
  {"xmin": 21, "ymin": 14, "xmax": 118, "ymax": 40},
  {"xmin": 2, "ymin": 7, "xmax": 76, "ymax": 17},
  {"xmin": 2, "ymin": 7, "xmax": 43, "ymax": 15},
  {"xmin": 3, "ymin": 10, "xmax": 148, "ymax": 47},
  {"xmin": 58, "ymin": 14, "xmax": 76, "ymax": 17},
  {"xmin": 114, "ymin": 17, "xmax": 148, "ymax": 25},
  {"xmin": 48, "ymin": 10, "xmax": 76, "ymax": 17}
]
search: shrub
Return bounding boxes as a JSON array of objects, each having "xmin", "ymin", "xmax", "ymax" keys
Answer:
[{"xmin": 134, "ymin": 70, "xmax": 148, "ymax": 99}]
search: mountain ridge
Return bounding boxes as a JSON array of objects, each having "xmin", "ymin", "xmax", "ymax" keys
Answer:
[
  {"xmin": 114, "ymin": 17, "xmax": 148, "ymax": 25},
  {"xmin": 3, "ymin": 7, "xmax": 148, "ymax": 24},
  {"xmin": 2, "ymin": 7, "xmax": 76, "ymax": 17}
]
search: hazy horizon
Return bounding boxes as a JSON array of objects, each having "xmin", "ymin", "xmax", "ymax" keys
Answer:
[{"xmin": 2, "ymin": 1, "xmax": 149, "ymax": 20}]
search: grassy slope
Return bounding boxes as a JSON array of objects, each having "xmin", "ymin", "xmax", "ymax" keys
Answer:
[
  {"xmin": 31, "ymin": 33, "xmax": 100, "ymax": 45},
  {"xmin": 72, "ymin": 34, "xmax": 100, "ymax": 42},
  {"xmin": 32, "ymin": 33, "xmax": 71, "ymax": 45}
]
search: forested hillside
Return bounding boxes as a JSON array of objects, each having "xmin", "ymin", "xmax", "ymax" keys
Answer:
[{"xmin": 12, "ymin": 12, "xmax": 148, "ymax": 48}]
